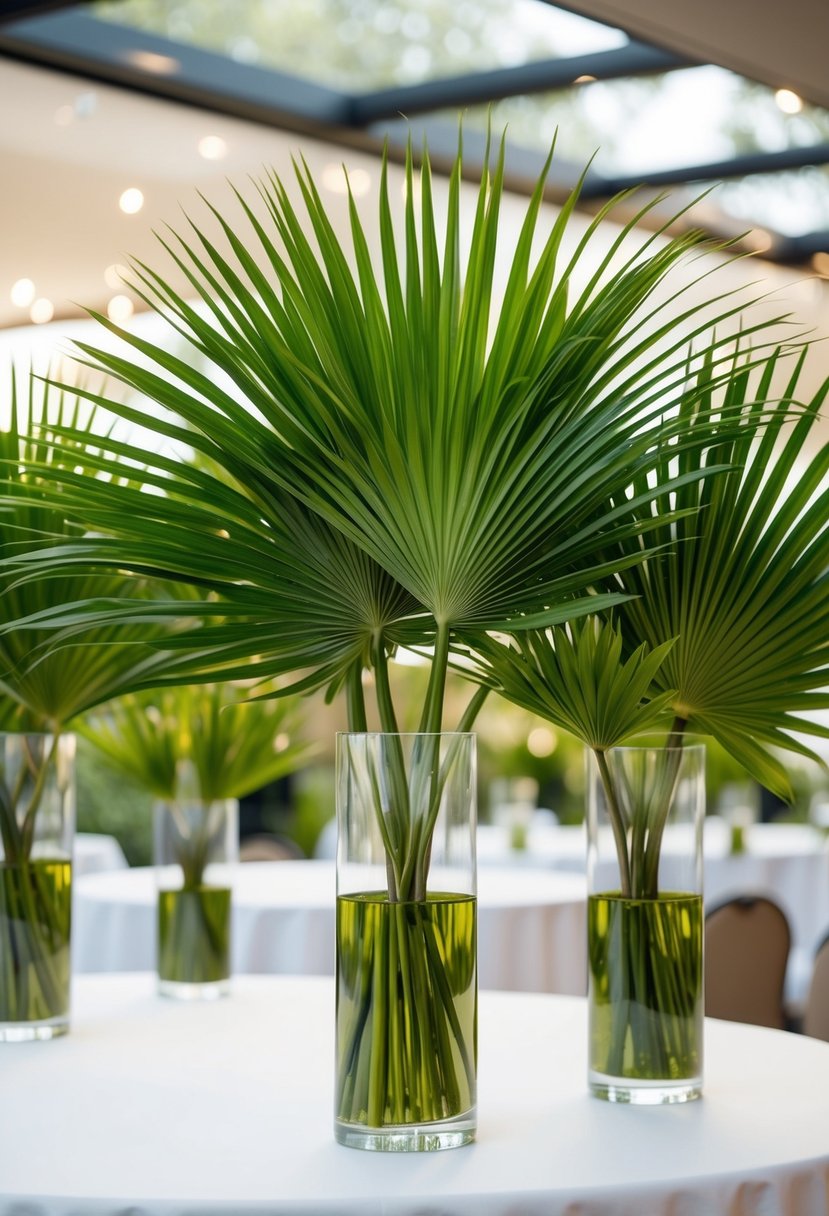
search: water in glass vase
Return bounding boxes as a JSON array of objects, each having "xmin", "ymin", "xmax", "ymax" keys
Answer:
[
  {"xmin": 0, "ymin": 858, "xmax": 72, "ymax": 1039},
  {"xmin": 588, "ymin": 891, "xmax": 703, "ymax": 1104},
  {"xmin": 157, "ymin": 884, "xmax": 231, "ymax": 998},
  {"xmin": 336, "ymin": 891, "xmax": 477, "ymax": 1151}
]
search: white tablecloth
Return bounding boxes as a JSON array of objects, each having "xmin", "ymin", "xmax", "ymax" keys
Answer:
[
  {"xmin": 1, "ymin": 974, "xmax": 827, "ymax": 1216},
  {"xmin": 73, "ymin": 832, "xmax": 128, "ymax": 876},
  {"xmin": 479, "ymin": 819, "xmax": 829, "ymax": 1004},
  {"xmin": 73, "ymin": 860, "xmax": 588, "ymax": 995}
]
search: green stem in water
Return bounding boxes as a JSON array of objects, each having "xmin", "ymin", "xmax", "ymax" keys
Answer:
[
  {"xmin": 19, "ymin": 735, "xmax": 60, "ymax": 861},
  {"xmin": 373, "ymin": 637, "xmax": 411, "ymax": 901},
  {"xmin": 595, "ymin": 748, "xmax": 631, "ymax": 899}
]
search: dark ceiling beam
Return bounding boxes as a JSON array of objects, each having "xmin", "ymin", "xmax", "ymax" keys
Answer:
[
  {"xmin": 0, "ymin": 10, "xmax": 352, "ymax": 130},
  {"xmin": 350, "ymin": 41, "xmax": 691, "ymax": 125},
  {"xmin": 581, "ymin": 143, "xmax": 829, "ymax": 196},
  {"xmin": 0, "ymin": 1, "xmax": 80, "ymax": 24},
  {"xmin": 766, "ymin": 229, "xmax": 829, "ymax": 262}
]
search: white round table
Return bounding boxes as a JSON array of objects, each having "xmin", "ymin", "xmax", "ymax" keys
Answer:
[
  {"xmin": 73, "ymin": 860, "xmax": 588, "ymax": 995},
  {"xmin": 478, "ymin": 819, "xmax": 829, "ymax": 1006},
  {"xmin": 73, "ymin": 832, "xmax": 128, "ymax": 876},
  {"xmin": 1, "ymin": 974, "xmax": 827, "ymax": 1216}
]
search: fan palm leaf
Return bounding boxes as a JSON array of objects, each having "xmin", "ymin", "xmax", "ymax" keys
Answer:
[
  {"xmin": 0, "ymin": 372, "xmax": 195, "ymax": 727},
  {"xmin": 4, "ymin": 422, "xmax": 430, "ymax": 709},
  {"xmin": 16, "ymin": 134, "xmax": 797, "ymax": 736},
  {"xmin": 464, "ymin": 617, "xmax": 677, "ymax": 752},
  {"xmin": 599, "ymin": 346, "xmax": 829, "ymax": 800}
]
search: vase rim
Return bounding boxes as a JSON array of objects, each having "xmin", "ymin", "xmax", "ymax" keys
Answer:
[{"xmin": 336, "ymin": 730, "xmax": 475, "ymax": 739}]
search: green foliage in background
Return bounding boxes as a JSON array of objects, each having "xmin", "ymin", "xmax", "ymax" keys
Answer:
[
  {"xmin": 80, "ymin": 680, "xmax": 314, "ymax": 802},
  {"xmin": 0, "ymin": 372, "xmax": 190, "ymax": 733},
  {"xmin": 76, "ymin": 734, "xmax": 152, "ymax": 865}
]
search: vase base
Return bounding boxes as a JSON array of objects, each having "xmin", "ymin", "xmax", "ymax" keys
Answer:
[
  {"xmin": 335, "ymin": 1109, "xmax": 476, "ymax": 1152},
  {"xmin": 0, "ymin": 1015, "xmax": 69, "ymax": 1042},
  {"xmin": 589, "ymin": 1069, "xmax": 702, "ymax": 1105},
  {"xmin": 157, "ymin": 978, "xmax": 230, "ymax": 1001}
]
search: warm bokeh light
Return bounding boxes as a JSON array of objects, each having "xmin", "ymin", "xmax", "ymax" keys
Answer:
[
  {"xmin": 774, "ymin": 87, "xmax": 803, "ymax": 114},
  {"xmin": 321, "ymin": 164, "xmax": 371, "ymax": 197},
  {"xmin": 119, "ymin": 187, "xmax": 145, "ymax": 215},
  {"xmin": 527, "ymin": 727, "xmax": 558, "ymax": 757},
  {"xmin": 812, "ymin": 252, "xmax": 829, "ymax": 277},
  {"xmin": 107, "ymin": 295, "xmax": 134, "ymax": 323},
  {"xmin": 198, "ymin": 135, "xmax": 228, "ymax": 161},
  {"xmin": 124, "ymin": 49, "xmax": 180, "ymax": 75},
  {"xmin": 30, "ymin": 298, "xmax": 54, "ymax": 324},
  {"xmin": 104, "ymin": 263, "xmax": 130, "ymax": 289},
  {"xmin": 10, "ymin": 278, "xmax": 35, "ymax": 307}
]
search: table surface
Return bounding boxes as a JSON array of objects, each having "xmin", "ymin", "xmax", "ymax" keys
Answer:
[
  {"xmin": 73, "ymin": 861, "xmax": 589, "ymax": 994},
  {"xmin": 1, "ymin": 974, "xmax": 827, "ymax": 1216},
  {"xmin": 73, "ymin": 832, "xmax": 128, "ymax": 876}
]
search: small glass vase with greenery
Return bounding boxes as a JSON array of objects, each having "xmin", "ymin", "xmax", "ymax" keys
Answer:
[
  {"xmin": 466, "ymin": 347, "xmax": 829, "ymax": 1102},
  {"xmin": 3, "ymin": 133, "xmax": 812, "ymax": 1125},
  {"xmin": 82, "ymin": 681, "xmax": 311, "ymax": 997}
]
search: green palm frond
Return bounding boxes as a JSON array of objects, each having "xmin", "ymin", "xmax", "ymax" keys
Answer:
[
  {"xmin": 463, "ymin": 617, "xmax": 677, "ymax": 751},
  {"xmin": 602, "ymin": 347, "xmax": 829, "ymax": 799},
  {"xmin": 0, "ymin": 372, "xmax": 198, "ymax": 726},
  {"xmin": 66, "ymin": 145, "xmax": 781, "ymax": 644},
  {"xmin": 4, "ymin": 432, "xmax": 430, "ymax": 707},
  {"xmin": 12, "ymin": 134, "xmax": 798, "ymax": 738},
  {"xmin": 80, "ymin": 680, "xmax": 314, "ymax": 802}
]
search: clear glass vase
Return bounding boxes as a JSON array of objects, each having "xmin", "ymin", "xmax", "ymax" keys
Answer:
[
  {"xmin": 586, "ymin": 739, "xmax": 705, "ymax": 1104},
  {"xmin": 0, "ymin": 732, "xmax": 76, "ymax": 1041},
  {"xmin": 335, "ymin": 731, "xmax": 477, "ymax": 1151},
  {"xmin": 154, "ymin": 793, "xmax": 238, "ymax": 1000}
]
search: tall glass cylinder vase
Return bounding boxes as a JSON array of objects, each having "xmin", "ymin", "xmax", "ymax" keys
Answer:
[
  {"xmin": 586, "ymin": 739, "xmax": 705, "ymax": 1104},
  {"xmin": 336, "ymin": 732, "xmax": 477, "ymax": 1152},
  {"xmin": 154, "ymin": 794, "xmax": 238, "ymax": 1000},
  {"xmin": 0, "ymin": 732, "xmax": 75, "ymax": 1041}
]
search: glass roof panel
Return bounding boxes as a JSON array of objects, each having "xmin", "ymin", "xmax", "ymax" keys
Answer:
[
  {"xmin": 442, "ymin": 67, "xmax": 829, "ymax": 174},
  {"xmin": 89, "ymin": 0, "xmax": 629, "ymax": 91},
  {"xmin": 425, "ymin": 68, "xmax": 829, "ymax": 242},
  {"xmin": 714, "ymin": 168, "xmax": 829, "ymax": 239}
]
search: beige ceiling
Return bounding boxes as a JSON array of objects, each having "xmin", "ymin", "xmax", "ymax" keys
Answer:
[
  {"xmin": 562, "ymin": 0, "xmax": 829, "ymax": 108},
  {"xmin": 0, "ymin": 57, "xmax": 335, "ymax": 330}
]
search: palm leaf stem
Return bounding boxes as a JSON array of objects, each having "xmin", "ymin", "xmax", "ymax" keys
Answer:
[
  {"xmin": 595, "ymin": 748, "xmax": 632, "ymax": 898},
  {"xmin": 641, "ymin": 717, "xmax": 689, "ymax": 896},
  {"xmin": 346, "ymin": 660, "xmax": 367, "ymax": 733}
]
